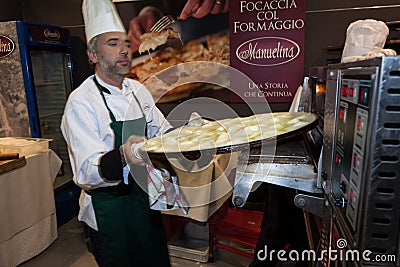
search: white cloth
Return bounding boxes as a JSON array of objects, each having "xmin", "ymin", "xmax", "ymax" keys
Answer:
[
  {"xmin": 187, "ymin": 112, "xmax": 208, "ymax": 126},
  {"xmin": 146, "ymin": 166, "xmax": 189, "ymax": 214},
  {"xmin": 341, "ymin": 48, "xmax": 397, "ymax": 63},
  {"xmin": 82, "ymin": 0, "xmax": 126, "ymax": 43},
  {"xmin": 289, "ymin": 77, "xmax": 312, "ymax": 113},
  {"xmin": 341, "ymin": 19, "xmax": 389, "ymax": 63},
  {"xmin": 162, "ymin": 153, "xmax": 238, "ymax": 222},
  {"xmin": 0, "ymin": 151, "xmax": 61, "ymax": 267},
  {"xmin": 61, "ymin": 75, "xmax": 172, "ymax": 230},
  {"xmin": 144, "ymin": 112, "xmax": 209, "ymax": 214}
]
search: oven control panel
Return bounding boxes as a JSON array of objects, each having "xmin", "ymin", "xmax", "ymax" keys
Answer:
[{"xmin": 331, "ymin": 78, "xmax": 372, "ymax": 233}]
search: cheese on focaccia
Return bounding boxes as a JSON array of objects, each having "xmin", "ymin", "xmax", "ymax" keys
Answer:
[
  {"xmin": 139, "ymin": 28, "xmax": 181, "ymax": 54},
  {"xmin": 143, "ymin": 112, "xmax": 317, "ymax": 153}
]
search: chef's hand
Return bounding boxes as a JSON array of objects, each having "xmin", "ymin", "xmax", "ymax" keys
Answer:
[
  {"xmin": 179, "ymin": 0, "xmax": 229, "ymax": 20},
  {"xmin": 128, "ymin": 6, "xmax": 163, "ymax": 53},
  {"xmin": 120, "ymin": 135, "xmax": 146, "ymax": 167}
]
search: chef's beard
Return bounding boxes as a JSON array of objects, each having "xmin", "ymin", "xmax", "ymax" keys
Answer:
[{"xmin": 97, "ymin": 58, "xmax": 130, "ymax": 78}]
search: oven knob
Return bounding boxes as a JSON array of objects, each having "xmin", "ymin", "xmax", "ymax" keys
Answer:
[{"xmin": 335, "ymin": 197, "xmax": 347, "ymax": 208}]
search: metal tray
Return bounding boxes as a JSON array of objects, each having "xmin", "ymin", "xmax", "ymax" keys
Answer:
[{"xmin": 144, "ymin": 113, "xmax": 318, "ymax": 170}]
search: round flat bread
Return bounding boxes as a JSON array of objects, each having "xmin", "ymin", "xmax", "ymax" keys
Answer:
[
  {"xmin": 143, "ymin": 112, "xmax": 317, "ymax": 153},
  {"xmin": 128, "ymin": 32, "xmax": 230, "ymax": 102}
]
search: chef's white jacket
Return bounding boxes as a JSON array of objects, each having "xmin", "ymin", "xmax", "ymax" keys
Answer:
[{"xmin": 61, "ymin": 75, "xmax": 172, "ymax": 230}]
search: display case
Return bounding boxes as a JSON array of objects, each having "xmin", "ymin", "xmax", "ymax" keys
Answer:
[{"xmin": 0, "ymin": 21, "xmax": 73, "ymax": 188}]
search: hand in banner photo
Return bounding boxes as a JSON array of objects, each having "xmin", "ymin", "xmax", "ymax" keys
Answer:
[
  {"xmin": 127, "ymin": 0, "xmax": 229, "ymax": 53},
  {"xmin": 179, "ymin": 0, "xmax": 229, "ymax": 20}
]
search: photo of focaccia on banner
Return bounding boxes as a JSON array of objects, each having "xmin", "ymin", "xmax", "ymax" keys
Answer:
[{"xmin": 128, "ymin": 31, "xmax": 230, "ymax": 103}]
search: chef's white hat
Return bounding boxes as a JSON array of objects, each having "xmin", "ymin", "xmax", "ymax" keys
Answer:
[
  {"xmin": 82, "ymin": 0, "xmax": 126, "ymax": 43},
  {"xmin": 341, "ymin": 19, "xmax": 389, "ymax": 62}
]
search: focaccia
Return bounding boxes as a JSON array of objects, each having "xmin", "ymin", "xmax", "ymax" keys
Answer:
[
  {"xmin": 138, "ymin": 28, "xmax": 181, "ymax": 54},
  {"xmin": 143, "ymin": 112, "xmax": 317, "ymax": 153}
]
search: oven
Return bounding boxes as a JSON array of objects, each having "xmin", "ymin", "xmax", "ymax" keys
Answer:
[
  {"xmin": 235, "ymin": 57, "xmax": 400, "ymax": 266},
  {"xmin": 299, "ymin": 56, "xmax": 400, "ymax": 267}
]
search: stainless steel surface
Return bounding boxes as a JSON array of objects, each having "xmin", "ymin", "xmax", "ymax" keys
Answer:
[
  {"xmin": 232, "ymin": 137, "xmax": 323, "ymax": 207},
  {"xmin": 308, "ymin": 66, "xmax": 328, "ymax": 189},
  {"xmin": 318, "ymin": 202, "xmax": 333, "ymax": 267},
  {"xmin": 317, "ymin": 56, "xmax": 400, "ymax": 267},
  {"xmin": 320, "ymin": 67, "xmax": 341, "ymax": 196},
  {"xmin": 294, "ymin": 194, "xmax": 325, "ymax": 218}
]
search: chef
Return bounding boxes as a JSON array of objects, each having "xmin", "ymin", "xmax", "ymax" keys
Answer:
[{"xmin": 60, "ymin": 0, "xmax": 172, "ymax": 266}]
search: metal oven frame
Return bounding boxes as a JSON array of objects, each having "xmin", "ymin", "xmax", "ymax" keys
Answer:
[{"xmin": 299, "ymin": 57, "xmax": 400, "ymax": 267}]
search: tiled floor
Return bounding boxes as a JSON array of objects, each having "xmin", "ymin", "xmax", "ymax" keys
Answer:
[{"xmin": 19, "ymin": 217, "xmax": 251, "ymax": 267}]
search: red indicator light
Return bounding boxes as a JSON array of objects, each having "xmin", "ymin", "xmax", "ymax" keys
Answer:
[
  {"xmin": 360, "ymin": 88, "xmax": 365, "ymax": 103},
  {"xmin": 349, "ymin": 87, "xmax": 354, "ymax": 97},
  {"xmin": 349, "ymin": 190, "xmax": 354, "ymax": 202},
  {"xmin": 342, "ymin": 85, "xmax": 348, "ymax": 97},
  {"xmin": 357, "ymin": 117, "xmax": 361, "ymax": 131},
  {"xmin": 335, "ymin": 153, "xmax": 339, "ymax": 164},
  {"xmin": 340, "ymin": 108, "xmax": 345, "ymax": 120},
  {"xmin": 353, "ymin": 153, "xmax": 358, "ymax": 167}
]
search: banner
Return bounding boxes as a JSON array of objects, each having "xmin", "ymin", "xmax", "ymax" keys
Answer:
[{"xmin": 229, "ymin": 0, "xmax": 306, "ymax": 103}]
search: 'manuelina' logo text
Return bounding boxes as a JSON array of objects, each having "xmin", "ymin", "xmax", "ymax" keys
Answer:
[{"xmin": 236, "ymin": 37, "xmax": 300, "ymax": 66}]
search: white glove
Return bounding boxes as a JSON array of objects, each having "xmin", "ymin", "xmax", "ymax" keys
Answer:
[
  {"xmin": 187, "ymin": 112, "xmax": 210, "ymax": 127},
  {"xmin": 121, "ymin": 135, "xmax": 145, "ymax": 167}
]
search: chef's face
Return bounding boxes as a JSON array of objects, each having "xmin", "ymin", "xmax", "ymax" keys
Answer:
[{"xmin": 89, "ymin": 32, "xmax": 132, "ymax": 77}]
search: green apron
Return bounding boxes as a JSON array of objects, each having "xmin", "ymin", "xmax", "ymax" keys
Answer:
[{"xmin": 90, "ymin": 77, "xmax": 170, "ymax": 267}]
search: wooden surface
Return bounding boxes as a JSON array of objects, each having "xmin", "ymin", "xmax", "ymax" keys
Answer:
[{"xmin": 0, "ymin": 157, "xmax": 26, "ymax": 175}]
